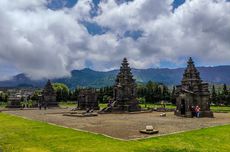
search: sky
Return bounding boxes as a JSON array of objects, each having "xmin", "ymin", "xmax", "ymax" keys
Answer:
[{"xmin": 0, "ymin": 0, "xmax": 230, "ymax": 80}]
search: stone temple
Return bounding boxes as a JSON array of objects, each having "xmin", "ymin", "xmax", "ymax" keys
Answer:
[
  {"xmin": 77, "ymin": 89, "xmax": 99, "ymax": 110},
  {"xmin": 175, "ymin": 57, "xmax": 213, "ymax": 117},
  {"xmin": 42, "ymin": 80, "xmax": 58, "ymax": 107},
  {"xmin": 102, "ymin": 58, "xmax": 141, "ymax": 112}
]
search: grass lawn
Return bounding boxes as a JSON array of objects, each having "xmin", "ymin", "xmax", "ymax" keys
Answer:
[
  {"xmin": 3, "ymin": 101, "xmax": 230, "ymax": 113},
  {"xmin": 140, "ymin": 104, "xmax": 230, "ymax": 113},
  {"xmin": 58, "ymin": 102, "xmax": 110, "ymax": 109},
  {"xmin": 211, "ymin": 106, "xmax": 230, "ymax": 113},
  {"xmin": 140, "ymin": 103, "xmax": 176, "ymax": 109},
  {"xmin": 0, "ymin": 113, "xmax": 230, "ymax": 152},
  {"xmin": 59, "ymin": 101, "xmax": 76, "ymax": 108}
]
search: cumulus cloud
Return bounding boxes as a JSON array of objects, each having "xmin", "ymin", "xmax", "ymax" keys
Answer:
[
  {"xmin": 94, "ymin": 0, "xmax": 230, "ymax": 66},
  {"xmin": 0, "ymin": 0, "xmax": 91, "ymax": 79},
  {"xmin": 0, "ymin": 0, "xmax": 230, "ymax": 79}
]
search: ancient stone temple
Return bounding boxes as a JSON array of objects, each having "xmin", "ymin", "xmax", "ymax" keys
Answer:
[
  {"xmin": 175, "ymin": 57, "xmax": 213, "ymax": 117},
  {"xmin": 6, "ymin": 90, "xmax": 21, "ymax": 108},
  {"xmin": 6, "ymin": 89, "xmax": 33, "ymax": 108},
  {"xmin": 77, "ymin": 89, "xmax": 99, "ymax": 110},
  {"xmin": 42, "ymin": 80, "xmax": 58, "ymax": 107},
  {"xmin": 102, "ymin": 58, "xmax": 141, "ymax": 112}
]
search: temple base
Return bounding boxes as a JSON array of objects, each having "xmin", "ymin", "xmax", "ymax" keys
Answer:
[
  {"xmin": 6, "ymin": 101, "xmax": 21, "ymax": 108},
  {"xmin": 44, "ymin": 102, "xmax": 59, "ymax": 107},
  {"xmin": 77, "ymin": 106, "xmax": 100, "ymax": 110},
  {"xmin": 6, "ymin": 105, "xmax": 21, "ymax": 108},
  {"xmin": 101, "ymin": 100, "xmax": 141, "ymax": 113}
]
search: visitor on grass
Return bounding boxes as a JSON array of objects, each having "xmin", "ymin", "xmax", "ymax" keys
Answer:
[{"xmin": 195, "ymin": 105, "xmax": 200, "ymax": 118}]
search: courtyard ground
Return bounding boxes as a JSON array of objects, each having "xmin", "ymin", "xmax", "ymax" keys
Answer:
[{"xmin": 3, "ymin": 108, "xmax": 230, "ymax": 140}]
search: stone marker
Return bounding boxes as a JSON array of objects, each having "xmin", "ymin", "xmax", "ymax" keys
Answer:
[
  {"xmin": 146, "ymin": 125, "xmax": 154, "ymax": 131},
  {"xmin": 160, "ymin": 113, "xmax": 166, "ymax": 117},
  {"xmin": 140, "ymin": 125, "xmax": 159, "ymax": 134}
]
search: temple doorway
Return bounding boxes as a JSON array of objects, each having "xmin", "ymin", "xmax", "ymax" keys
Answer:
[{"xmin": 181, "ymin": 99, "xmax": 186, "ymax": 115}]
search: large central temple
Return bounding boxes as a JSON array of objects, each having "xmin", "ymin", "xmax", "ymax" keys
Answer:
[
  {"xmin": 175, "ymin": 57, "xmax": 213, "ymax": 117},
  {"xmin": 102, "ymin": 58, "xmax": 141, "ymax": 112}
]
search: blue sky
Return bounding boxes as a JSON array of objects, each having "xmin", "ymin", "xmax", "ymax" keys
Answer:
[
  {"xmin": 48, "ymin": 0, "xmax": 185, "ymax": 9},
  {"xmin": 48, "ymin": 0, "xmax": 185, "ymax": 36}
]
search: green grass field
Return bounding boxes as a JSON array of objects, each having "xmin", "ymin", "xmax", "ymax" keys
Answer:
[
  {"xmin": 57, "ymin": 102, "xmax": 230, "ymax": 113},
  {"xmin": 0, "ymin": 113, "xmax": 230, "ymax": 152},
  {"xmin": 140, "ymin": 103, "xmax": 176, "ymax": 109},
  {"xmin": 210, "ymin": 106, "xmax": 230, "ymax": 113},
  {"xmin": 59, "ymin": 101, "xmax": 76, "ymax": 108},
  {"xmin": 1, "ymin": 101, "xmax": 230, "ymax": 113}
]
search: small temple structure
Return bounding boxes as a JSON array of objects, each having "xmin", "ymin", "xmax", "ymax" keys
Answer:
[
  {"xmin": 42, "ymin": 80, "xmax": 58, "ymax": 107},
  {"xmin": 77, "ymin": 89, "xmax": 99, "ymax": 110},
  {"xmin": 6, "ymin": 94, "xmax": 21, "ymax": 108},
  {"xmin": 6, "ymin": 89, "xmax": 34, "ymax": 108},
  {"xmin": 175, "ymin": 57, "xmax": 213, "ymax": 117},
  {"xmin": 102, "ymin": 58, "xmax": 141, "ymax": 112}
]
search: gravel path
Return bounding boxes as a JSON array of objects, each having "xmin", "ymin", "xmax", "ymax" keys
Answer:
[{"xmin": 3, "ymin": 109, "xmax": 230, "ymax": 140}]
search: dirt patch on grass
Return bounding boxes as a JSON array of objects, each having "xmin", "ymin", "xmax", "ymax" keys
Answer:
[{"xmin": 4, "ymin": 109, "xmax": 230, "ymax": 140}]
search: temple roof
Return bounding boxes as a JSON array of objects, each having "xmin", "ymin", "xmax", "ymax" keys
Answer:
[
  {"xmin": 182, "ymin": 57, "xmax": 202, "ymax": 84},
  {"xmin": 43, "ymin": 80, "xmax": 55, "ymax": 94},
  {"xmin": 178, "ymin": 57, "xmax": 209, "ymax": 94},
  {"xmin": 115, "ymin": 58, "xmax": 135, "ymax": 85}
]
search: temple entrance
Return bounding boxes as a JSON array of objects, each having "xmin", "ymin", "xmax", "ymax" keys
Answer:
[{"xmin": 181, "ymin": 100, "xmax": 186, "ymax": 115}]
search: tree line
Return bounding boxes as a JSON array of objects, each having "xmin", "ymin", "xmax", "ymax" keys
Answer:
[
  {"xmin": 54, "ymin": 81, "xmax": 173, "ymax": 104},
  {"xmin": 211, "ymin": 84, "xmax": 230, "ymax": 105},
  {"xmin": 0, "ymin": 82, "xmax": 229, "ymax": 106}
]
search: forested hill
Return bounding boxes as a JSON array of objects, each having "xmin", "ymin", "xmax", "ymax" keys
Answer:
[{"xmin": 0, "ymin": 66, "xmax": 230, "ymax": 89}]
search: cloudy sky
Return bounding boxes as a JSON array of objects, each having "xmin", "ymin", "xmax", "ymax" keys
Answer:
[{"xmin": 0, "ymin": 0, "xmax": 230, "ymax": 80}]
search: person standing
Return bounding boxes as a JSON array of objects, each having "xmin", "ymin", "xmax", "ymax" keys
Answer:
[
  {"xmin": 38, "ymin": 102, "xmax": 42, "ymax": 110},
  {"xmin": 44, "ymin": 102, "xmax": 47, "ymax": 110},
  {"xmin": 191, "ymin": 105, "xmax": 195, "ymax": 117},
  {"xmin": 195, "ymin": 105, "xmax": 200, "ymax": 118}
]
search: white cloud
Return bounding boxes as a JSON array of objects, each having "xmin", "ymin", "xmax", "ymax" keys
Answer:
[
  {"xmin": 0, "ymin": 0, "xmax": 230, "ymax": 79},
  {"xmin": 94, "ymin": 0, "xmax": 230, "ymax": 66},
  {"xmin": 0, "ymin": 0, "xmax": 91, "ymax": 79},
  {"xmin": 95, "ymin": 0, "xmax": 172, "ymax": 33}
]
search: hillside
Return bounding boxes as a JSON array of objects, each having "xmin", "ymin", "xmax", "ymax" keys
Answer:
[{"xmin": 0, "ymin": 66, "xmax": 230, "ymax": 89}]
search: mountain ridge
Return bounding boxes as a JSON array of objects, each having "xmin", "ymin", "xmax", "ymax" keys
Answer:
[{"xmin": 0, "ymin": 65, "xmax": 230, "ymax": 89}]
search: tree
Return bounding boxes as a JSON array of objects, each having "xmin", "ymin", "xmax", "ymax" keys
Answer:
[
  {"xmin": 97, "ymin": 86, "xmax": 113, "ymax": 103},
  {"xmin": 170, "ymin": 86, "xmax": 176, "ymax": 105},
  {"xmin": 137, "ymin": 84, "xmax": 147, "ymax": 98},
  {"xmin": 30, "ymin": 90, "xmax": 41, "ymax": 101},
  {"xmin": 211, "ymin": 85, "xmax": 217, "ymax": 104},
  {"xmin": 161, "ymin": 85, "xmax": 170, "ymax": 101},
  {"xmin": 53, "ymin": 83, "xmax": 70, "ymax": 102},
  {"xmin": 0, "ymin": 92, "xmax": 8, "ymax": 102},
  {"xmin": 71, "ymin": 87, "xmax": 81, "ymax": 101},
  {"xmin": 145, "ymin": 81, "xmax": 154, "ymax": 103},
  {"xmin": 222, "ymin": 84, "xmax": 230, "ymax": 105}
]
